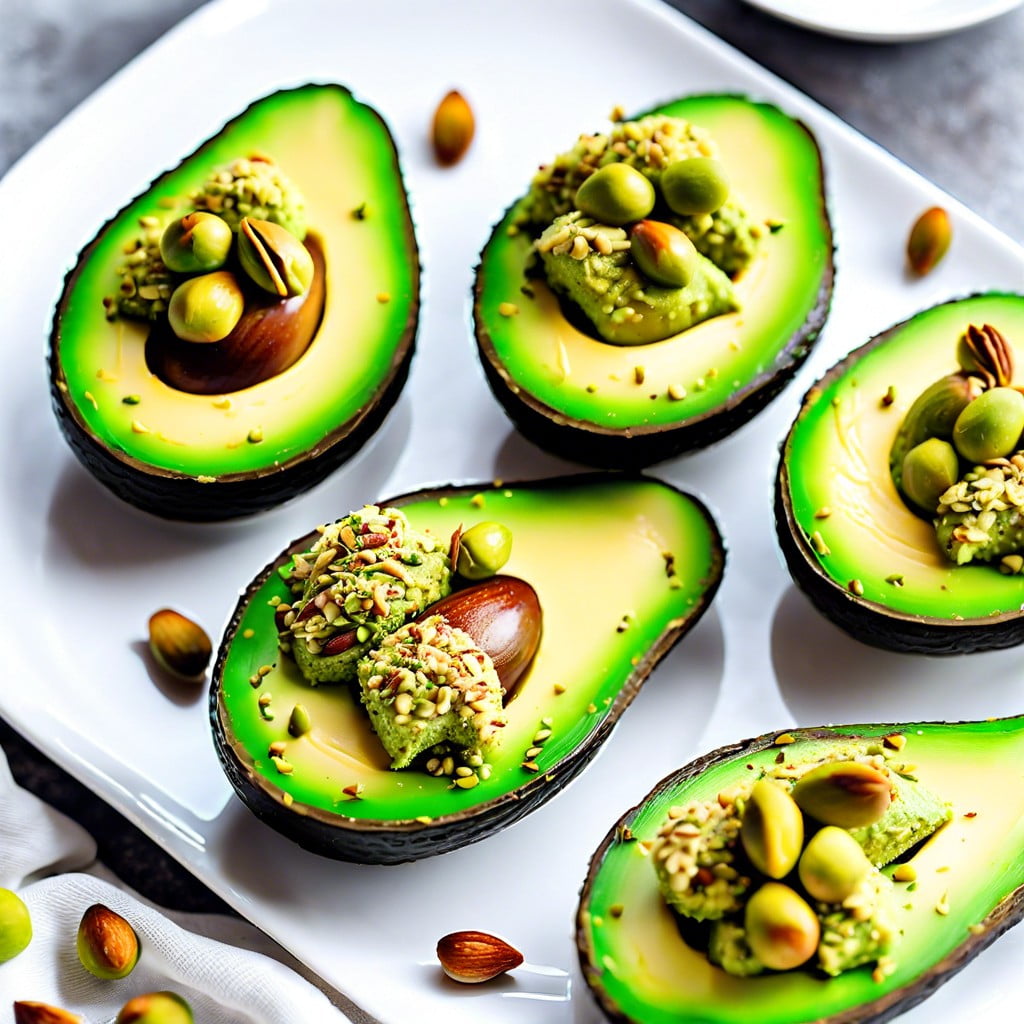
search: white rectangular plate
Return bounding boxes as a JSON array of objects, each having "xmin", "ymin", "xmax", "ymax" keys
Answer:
[{"xmin": 1, "ymin": 0, "xmax": 1023, "ymax": 1021}]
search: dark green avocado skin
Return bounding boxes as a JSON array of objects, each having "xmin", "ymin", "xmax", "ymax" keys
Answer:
[
  {"xmin": 577, "ymin": 721, "xmax": 1024, "ymax": 1024},
  {"xmin": 51, "ymin": 358, "xmax": 411, "ymax": 522},
  {"xmin": 775, "ymin": 464, "xmax": 1024, "ymax": 655},
  {"xmin": 209, "ymin": 475, "xmax": 726, "ymax": 864},
  {"xmin": 478, "ymin": 285, "xmax": 830, "ymax": 468},
  {"xmin": 47, "ymin": 85, "xmax": 419, "ymax": 522}
]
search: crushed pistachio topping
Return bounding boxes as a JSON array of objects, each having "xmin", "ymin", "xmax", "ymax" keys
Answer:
[
  {"xmin": 650, "ymin": 797, "xmax": 750, "ymax": 921},
  {"xmin": 191, "ymin": 156, "xmax": 307, "ymax": 238},
  {"xmin": 652, "ymin": 740, "xmax": 951, "ymax": 979},
  {"xmin": 111, "ymin": 216, "xmax": 174, "ymax": 321},
  {"xmin": 935, "ymin": 455, "xmax": 1024, "ymax": 565},
  {"xmin": 535, "ymin": 211, "xmax": 630, "ymax": 260},
  {"xmin": 810, "ymin": 531, "xmax": 831, "ymax": 556},
  {"xmin": 279, "ymin": 506, "xmax": 449, "ymax": 683},
  {"xmin": 518, "ymin": 115, "xmax": 759, "ymax": 276},
  {"xmin": 520, "ymin": 115, "xmax": 716, "ymax": 228},
  {"xmin": 817, "ymin": 872, "xmax": 897, "ymax": 977},
  {"xmin": 358, "ymin": 614, "xmax": 505, "ymax": 772}
]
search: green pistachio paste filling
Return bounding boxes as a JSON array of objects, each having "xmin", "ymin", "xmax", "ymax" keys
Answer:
[
  {"xmin": 358, "ymin": 615, "xmax": 504, "ymax": 772},
  {"xmin": 271, "ymin": 504, "xmax": 515, "ymax": 786},
  {"xmin": 517, "ymin": 113, "xmax": 759, "ymax": 345},
  {"xmin": 651, "ymin": 741, "xmax": 950, "ymax": 980}
]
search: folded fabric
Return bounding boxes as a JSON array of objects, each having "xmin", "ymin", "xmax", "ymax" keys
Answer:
[
  {"xmin": 1, "ymin": 873, "xmax": 355, "ymax": 1023},
  {"xmin": 0, "ymin": 744, "xmax": 365, "ymax": 1022},
  {"xmin": 0, "ymin": 747, "xmax": 96, "ymax": 889}
]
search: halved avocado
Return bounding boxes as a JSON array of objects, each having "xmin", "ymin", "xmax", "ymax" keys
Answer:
[
  {"xmin": 210, "ymin": 475, "xmax": 724, "ymax": 864},
  {"xmin": 577, "ymin": 717, "xmax": 1024, "ymax": 1023},
  {"xmin": 474, "ymin": 95, "xmax": 833, "ymax": 468},
  {"xmin": 776, "ymin": 293, "xmax": 1024, "ymax": 654},
  {"xmin": 49, "ymin": 84, "xmax": 418, "ymax": 521}
]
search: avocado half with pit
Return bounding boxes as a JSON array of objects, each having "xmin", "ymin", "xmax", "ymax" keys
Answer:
[
  {"xmin": 210, "ymin": 475, "xmax": 724, "ymax": 864},
  {"xmin": 49, "ymin": 84, "xmax": 418, "ymax": 521},
  {"xmin": 776, "ymin": 292, "xmax": 1024, "ymax": 654},
  {"xmin": 577, "ymin": 716, "xmax": 1024, "ymax": 1024},
  {"xmin": 474, "ymin": 94, "xmax": 833, "ymax": 468}
]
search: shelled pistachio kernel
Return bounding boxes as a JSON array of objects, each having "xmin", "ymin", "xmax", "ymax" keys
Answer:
[
  {"xmin": 77, "ymin": 903, "xmax": 139, "ymax": 980},
  {"xmin": 14, "ymin": 1002, "xmax": 85, "ymax": 1023},
  {"xmin": 0, "ymin": 888, "xmax": 32, "ymax": 963},
  {"xmin": 288, "ymin": 703, "xmax": 312, "ymax": 737},
  {"xmin": 798, "ymin": 826, "xmax": 871, "ymax": 903},
  {"xmin": 791, "ymin": 761, "xmax": 892, "ymax": 828},
  {"xmin": 740, "ymin": 779, "xmax": 803, "ymax": 879},
  {"xmin": 115, "ymin": 992, "xmax": 194, "ymax": 1024},
  {"xmin": 575, "ymin": 162, "xmax": 655, "ymax": 225},
  {"xmin": 906, "ymin": 206, "xmax": 951, "ymax": 276},
  {"xmin": 147, "ymin": 608, "xmax": 212, "ymax": 682},
  {"xmin": 432, "ymin": 90, "xmax": 475, "ymax": 166},
  {"xmin": 744, "ymin": 882, "xmax": 819, "ymax": 971}
]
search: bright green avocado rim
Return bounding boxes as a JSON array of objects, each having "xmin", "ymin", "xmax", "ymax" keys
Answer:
[
  {"xmin": 50, "ymin": 84, "xmax": 417, "ymax": 479},
  {"xmin": 578, "ymin": 717, "xmax": 1024, "ymax": 1024},
  {"xmin": 780, "ymin": 293, "xmax": 1024, "ymax": 627},
  {"xmin": 212, "ymin": 475, "xmax": 724, "ymax": 834},
  {"xmin": 476, "ymin": 93, "xmax": 832, "ymax": 432}
]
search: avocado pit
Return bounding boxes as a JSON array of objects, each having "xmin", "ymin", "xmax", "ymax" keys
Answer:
[
  {"xmin": 422, "ymin": 576, "xmax": 542, "ymax": 700},
  {"xmin": 210, "ymin": 476, "xmax": 724, "ymax": 863},
  {"xmin": 145, "ymin": 233, "xmax": 325, "ymax": 394}
]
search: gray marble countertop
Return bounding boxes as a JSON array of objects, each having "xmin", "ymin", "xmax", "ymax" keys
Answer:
[
  {"xmin": 1, "ymin": 0, "xmax": 1022, "ymax": 962},
  {"xmin": 4, "ymin": 0, "xmax": 1023, "ymax": 242}
]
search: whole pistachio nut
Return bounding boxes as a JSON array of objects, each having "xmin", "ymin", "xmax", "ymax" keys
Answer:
[
  {"xmin": 456, "ymin": 522, "xmax": 513, "ymax": 580},
  {"xmin": 629, "ymin": 219, "xmax": 700, "ymax": 288},
  {"xmin": 661, "ymin": 156, "xmax": 730, "ymax": 216},
  {"xmin": 901, "ymin": 437, "xmax": 960, "ymax": 512},
  {"xmin": 952, "ymin": 386, "xmax": 1024, "ymax": 464},
  {"xmin": 791, "ymin": 760, "xmax": 892, "ymax": 829},
  {"xmin": 76, "ymin": 903, "xmax": 139, "ymax": 980},
  {"xmin": 167, "ymin": 270, "xmax": 245, "ymax": 343},
  {"xmin": 238, "ymin": 217, "xmax": 314, "ymax": 298},
  {"xmin": 159, "ymin": 211, "xmax": 233, "ymax": 274},
  {"xmin": 744, "ymin": 882, "xmax": 820, "ymax": 971},
  {"xmin": 432, "ymin": 90, "xmax": 475, "ymax": 166},
  {"xmin": 115, "ymin": 992, "xmax": 193, "ymax": 1024},
  {"xmin": 906, "ymin": 206, "xmax": 952, "ymax": 276},
  {"xmin": 889, "ymin": 372, "xmax": 984, "ymax": 490},
  {"xmin": 148, "ymin": 608, "xmax": 212, "ymax": 683},
  {"xmin": 740, "ymin": 779, "xmax": 804, "ymax": 879},
  {"xmin": 0, "ymin": 887, "xmax": 32, "ymax": 963},
  {"xmin": 13, "ymin": 1003, "xmax": 84, "ymax": 1024},
  {"xmin": 957, "ymin": 323, "xmax": 1014, "ymax": 388},
  {"xmin": 575, "ymin": 163, "xmax": 656, "ymax": 226},
  {"xmin": 798, "ymin": 826, "xmax": 872, "ymax": 903}
]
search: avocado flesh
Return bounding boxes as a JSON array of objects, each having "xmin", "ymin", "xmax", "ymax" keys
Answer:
[
  {"xmin": 537, "ymin": 224, "xmax": 738, "ymax": 345},
  {"xmin": 578, "ymin": 719, "xmax": 1024, "ymax": 1024},
  {"xmin": 779, "ymin": 294, "xmax": 1024, "ymax": 637},
  {"xmin": 475, "ymin": 95, "xmax": 832, "ymax": 455},
  {"xmin": 213, "ymin": 477, "xmax": 723, "ymax": 858},
  {"xmin": 49, "ymin": 85, "xmax": 417, "ymax": 514}
]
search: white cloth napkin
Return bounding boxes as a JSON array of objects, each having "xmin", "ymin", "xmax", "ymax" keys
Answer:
[{"xmin": 0, "ymin": 746, "xmax": 370, "ymax": 1023}]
